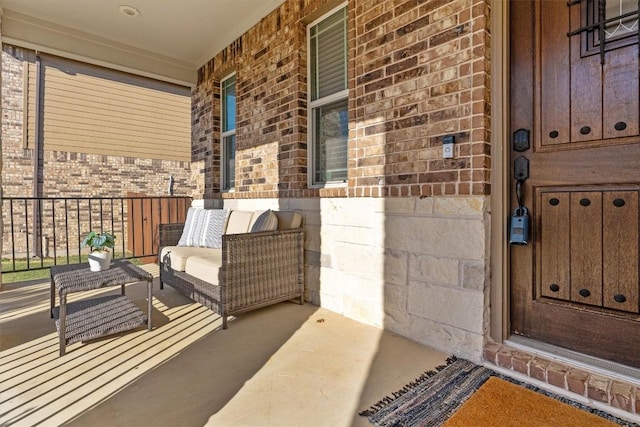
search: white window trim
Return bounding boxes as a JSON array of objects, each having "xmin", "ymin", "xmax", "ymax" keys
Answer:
[
  {"xmin": 308, "ymin": 89, "xmax": 349, "ymax": 110},
  {"xmin": 221, "ymin": 72, "xmax": 236, "ymax": 192},
  {"xmin": 307, "ymin": 3, "xmax": 348, "ymax": 188}
]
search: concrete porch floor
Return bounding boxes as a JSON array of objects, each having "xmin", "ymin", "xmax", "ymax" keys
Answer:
[{"xmin": 0, "ymin": 264, "xmax": 448, "ymax": 427}]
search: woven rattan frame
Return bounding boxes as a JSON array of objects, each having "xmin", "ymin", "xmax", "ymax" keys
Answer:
[
  {"xmin": 50, "ymin": 260, "xmax": 153, "ymax": 356},
  {"xmin": 159, "ymin": 223, "xmax": 304, "ymax": 328}
]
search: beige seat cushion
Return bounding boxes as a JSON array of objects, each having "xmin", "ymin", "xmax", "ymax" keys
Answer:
[
  {"xmin": 185, "ymin": 255, "xmax": 222, "ymax": 286},
  {"xmin": 160, "ymin": 246, "xmax": 221, "ymax": 272},
  {"xmin": 275, "ymin": 211, "xmax": 302, "ymax": 230},
  {"xmin": 225, "ymin": 210, "xmax": 254, "ymax": 234}
]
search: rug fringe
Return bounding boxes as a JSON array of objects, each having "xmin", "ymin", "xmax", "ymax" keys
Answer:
[{"xmin": 358, "ymin": 356, "xmax": 458, "ymax": 417}]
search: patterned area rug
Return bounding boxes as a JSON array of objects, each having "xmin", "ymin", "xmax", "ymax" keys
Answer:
[{"xmin": 359, "ymin": 357, "xmax": 638, "ymax": 427}]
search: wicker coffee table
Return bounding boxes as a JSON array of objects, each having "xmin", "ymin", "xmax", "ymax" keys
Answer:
[{"xmin": 50, "ymin": 259, "xmax": 153, "ymax": 356}]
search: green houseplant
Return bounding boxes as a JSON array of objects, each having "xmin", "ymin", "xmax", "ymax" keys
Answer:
[{"xmin": 81, "ymin": 231, "xmax": 116, "ymax": 271}]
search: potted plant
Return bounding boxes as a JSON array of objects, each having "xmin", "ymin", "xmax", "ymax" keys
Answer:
[{"xmin": 81, "ymin": 231, "xmax": 116, "ymax": 271}]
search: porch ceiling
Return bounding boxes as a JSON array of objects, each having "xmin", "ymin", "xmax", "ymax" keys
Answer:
[{"xmin": 0, "ymin": 0, "xmax": 287, "ymax": 85}]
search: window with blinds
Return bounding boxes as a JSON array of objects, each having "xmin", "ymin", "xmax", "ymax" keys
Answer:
[
  {"xmin": 221, "ymin": 74, "xmax": 236, "ymax": 191},
  {"xmin": 308, "ymin": 6, "xmax": 348, "ymax": 185},
  {"xmin": 24, "ymin": 53, "xmax": 191, "ymax": 161}
]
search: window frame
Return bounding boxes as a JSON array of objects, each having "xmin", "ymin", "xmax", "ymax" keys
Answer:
[
  {"xmin": 307, "ymin": 3, "xmax": 349, "ymax": 188},
  {"xmin": 221, "ymin": 72, "xmax": 236, "ymax": 192},
  {"xmin": 581, "ymin": 0, "xmax": 638, "ymax": 57}
]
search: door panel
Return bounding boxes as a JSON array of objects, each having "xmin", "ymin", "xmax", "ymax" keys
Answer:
[
  {"xmin": 536, "ymin": 188, "xmax": 639, "ymax": 312},
  {"xmin": 569, "ymin": 2, "xmax": 603, "ymax": 143},
  {"xmin": 510, "ymin": 0, "xmax": 640, "ymax": 368},
  {"xmin": 603, "ymin": 45, "xmax": 639, "ymax": 139},
  {"xmin": 539, "ymin": 192, "xmax": 570, "ymax": 301},
  {"xmin": 603, "ymin": 191, "xmax": 639, "ymax": 313},
  {"xmin": 569, "ymin": 192, "xmax": 603, "ymax": 306},
  {"xmin": 540, "ymin": 0, "xmax": 570, "ymax": 146}
]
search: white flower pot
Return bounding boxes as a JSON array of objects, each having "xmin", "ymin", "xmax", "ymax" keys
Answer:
[{"xmin": 88, "ymin": 251, "xmax": 112, "ymax": 271}]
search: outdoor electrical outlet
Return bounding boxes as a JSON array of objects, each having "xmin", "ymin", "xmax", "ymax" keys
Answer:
[{"xmin": 442, "ymin": 135, "xmax": 455, "ymax": 159}]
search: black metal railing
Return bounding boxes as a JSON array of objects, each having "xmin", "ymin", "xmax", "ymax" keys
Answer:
[{"xmin": 2, "ymin": 196, "xmax": 191, "ymax": 273}]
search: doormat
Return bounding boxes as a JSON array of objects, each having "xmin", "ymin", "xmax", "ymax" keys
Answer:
[{"xmin": 359, "ymin": 357, "xmax": 638, "ymax": 427}]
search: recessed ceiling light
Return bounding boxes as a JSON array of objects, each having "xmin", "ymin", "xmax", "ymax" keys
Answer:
[{"xmin": 118, "ymin": 5, "xmax": 140, "ymax": 17}]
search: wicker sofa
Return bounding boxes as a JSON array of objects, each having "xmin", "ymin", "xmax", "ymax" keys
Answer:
[{"xmin": 158, "ymin": 208, "xmax": 304, "ymax": 328}]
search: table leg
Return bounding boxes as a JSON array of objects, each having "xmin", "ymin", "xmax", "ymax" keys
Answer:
[
  {"xmin": 59, "ymin": 293, "xmax": 67, "ymax": 356},
  {"xmin": 50, "ymin": 275, "xmax": 55, "ymax": 319},
  {"xmin": 121, "ymin": 284, "xmax": 125, "ymax": 296},
  {"xmin": 147, "ymin": 280, "xmax": 152, "ymax": 331}
]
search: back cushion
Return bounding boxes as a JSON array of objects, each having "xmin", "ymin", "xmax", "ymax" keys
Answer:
[
  {"xmin": 225, "ymin": 210, "xmax": 255, "ymax": 234},
  {"xmin": 275, "ymin": 211, "xmax": 302, "ymax": 230},
  {"xmin": 178, "ymin": 208, "xmax": 228, "ymax": 248},
  {"xmin": 250, "ymin": 210, "xmax": 279, "ymax": 232}
]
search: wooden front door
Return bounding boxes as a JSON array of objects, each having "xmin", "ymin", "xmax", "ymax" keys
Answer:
[{"xmin": 510, "ymin": 0, "xmax": 640, "ymax": 368}]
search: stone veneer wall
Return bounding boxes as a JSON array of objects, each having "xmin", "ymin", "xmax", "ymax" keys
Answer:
[
  {"xmin": 1, "ymin": 45, "xmax": 194, "ymax": 257},
  {"xmin": 192, "ymin": 0, "xmax": 493, "ymax": 362},
  {"xmin": 223, "ymin": 196, "xmax": 490, "ymax": 362}
]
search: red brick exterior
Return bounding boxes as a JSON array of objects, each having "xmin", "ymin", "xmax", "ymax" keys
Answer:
[
  {"xmin": 484, "ymin": 343, "xmax": 640, "ymax": 418},
  {"xmin": 192, "ymin": 0, "xmax": 492, "ymax": 199}
]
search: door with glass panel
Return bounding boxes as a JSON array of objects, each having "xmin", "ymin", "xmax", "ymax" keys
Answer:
[{"xmin": 510, "ymin": 0, "xmax": 640, "ymax": 368}]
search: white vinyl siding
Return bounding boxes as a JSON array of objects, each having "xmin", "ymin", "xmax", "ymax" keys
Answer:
[
  {"xmin": 308, "ymin": 5, "xmax": 348, "ymax": 186},
  {"xmin": 221, "ymin": 74, "xmax": 236, "ymax": 191},
  {"xmin": 25, "ymin": 53, "xmax": 191, "ymax": 161}
]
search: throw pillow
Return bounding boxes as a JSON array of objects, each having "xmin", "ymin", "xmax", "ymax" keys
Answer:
[
  {"xmin": 177, "ymin": 207, "xmax": 198, "ymax": 246},
  {"xmin": 200, "ymin": 209, "xmax": 228, "ymax": 248},
  {"xmin": 178, "ymin": 208, "xmax": 228, "ymax": 248},
  {"xmin": 250, "ymin": 209, "xmax": 278, "ymax": 232}
]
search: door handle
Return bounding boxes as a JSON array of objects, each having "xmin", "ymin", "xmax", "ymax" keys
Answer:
[
  {"xmin": 510, "ymin": 156, "xmax": 530, "ymax": 245},
  {"xmin": 514, "ymin": 156, "xmax": 529, "ymax": 181}
]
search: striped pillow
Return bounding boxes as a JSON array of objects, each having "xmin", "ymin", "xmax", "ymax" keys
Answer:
[
  {"xmin": 178, "ymin": 208, "xmax": 228, "ymax": 248},
  {"xmin": 250, "ymin": 209, "xmax": 278, "ymax": 232}
]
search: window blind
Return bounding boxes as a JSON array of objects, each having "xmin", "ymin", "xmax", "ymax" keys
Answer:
[
  {"xmin": 310, "ymin": 8, "xmax": 347, "ymax": 101},
  {"xmin": 309, "ymin": 6, "xmax": 348, "ymax": 184}
]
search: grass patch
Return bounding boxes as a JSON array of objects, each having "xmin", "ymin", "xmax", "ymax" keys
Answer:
[
  {"xmin": 2, "ymin": 269, "xmax": 52, "ymax": 283},
  {"xmin": 2, "ymin": 254, "xmax": 141, "ymax": 284}
]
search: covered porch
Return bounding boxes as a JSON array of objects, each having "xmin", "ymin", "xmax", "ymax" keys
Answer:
[
  {"xmin": 2, "ymin": 0, "xmax": 640, "ymax": 423},
  {"xmin": 0, "ymin": 267, "xmax": 447, "ymax": 426}
]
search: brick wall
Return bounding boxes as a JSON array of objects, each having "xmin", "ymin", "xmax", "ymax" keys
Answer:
[
  {"xmin": 352, "ymin": 0, "xmax": 491, "ymax": 197},
  {"xmin": 192, "ymin": 0, "xmax": 492, "ymax": 199},
  {"xmin": 485, "ymin": 343, "xmax": 640, "ymax": 419},
  {"xmin": 191, "ymin": 77, "xmax": 217, "ymax": 198},
  {"xmin": 192, "ymin": 1, "xmax": 313, "ymax": 198}
]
